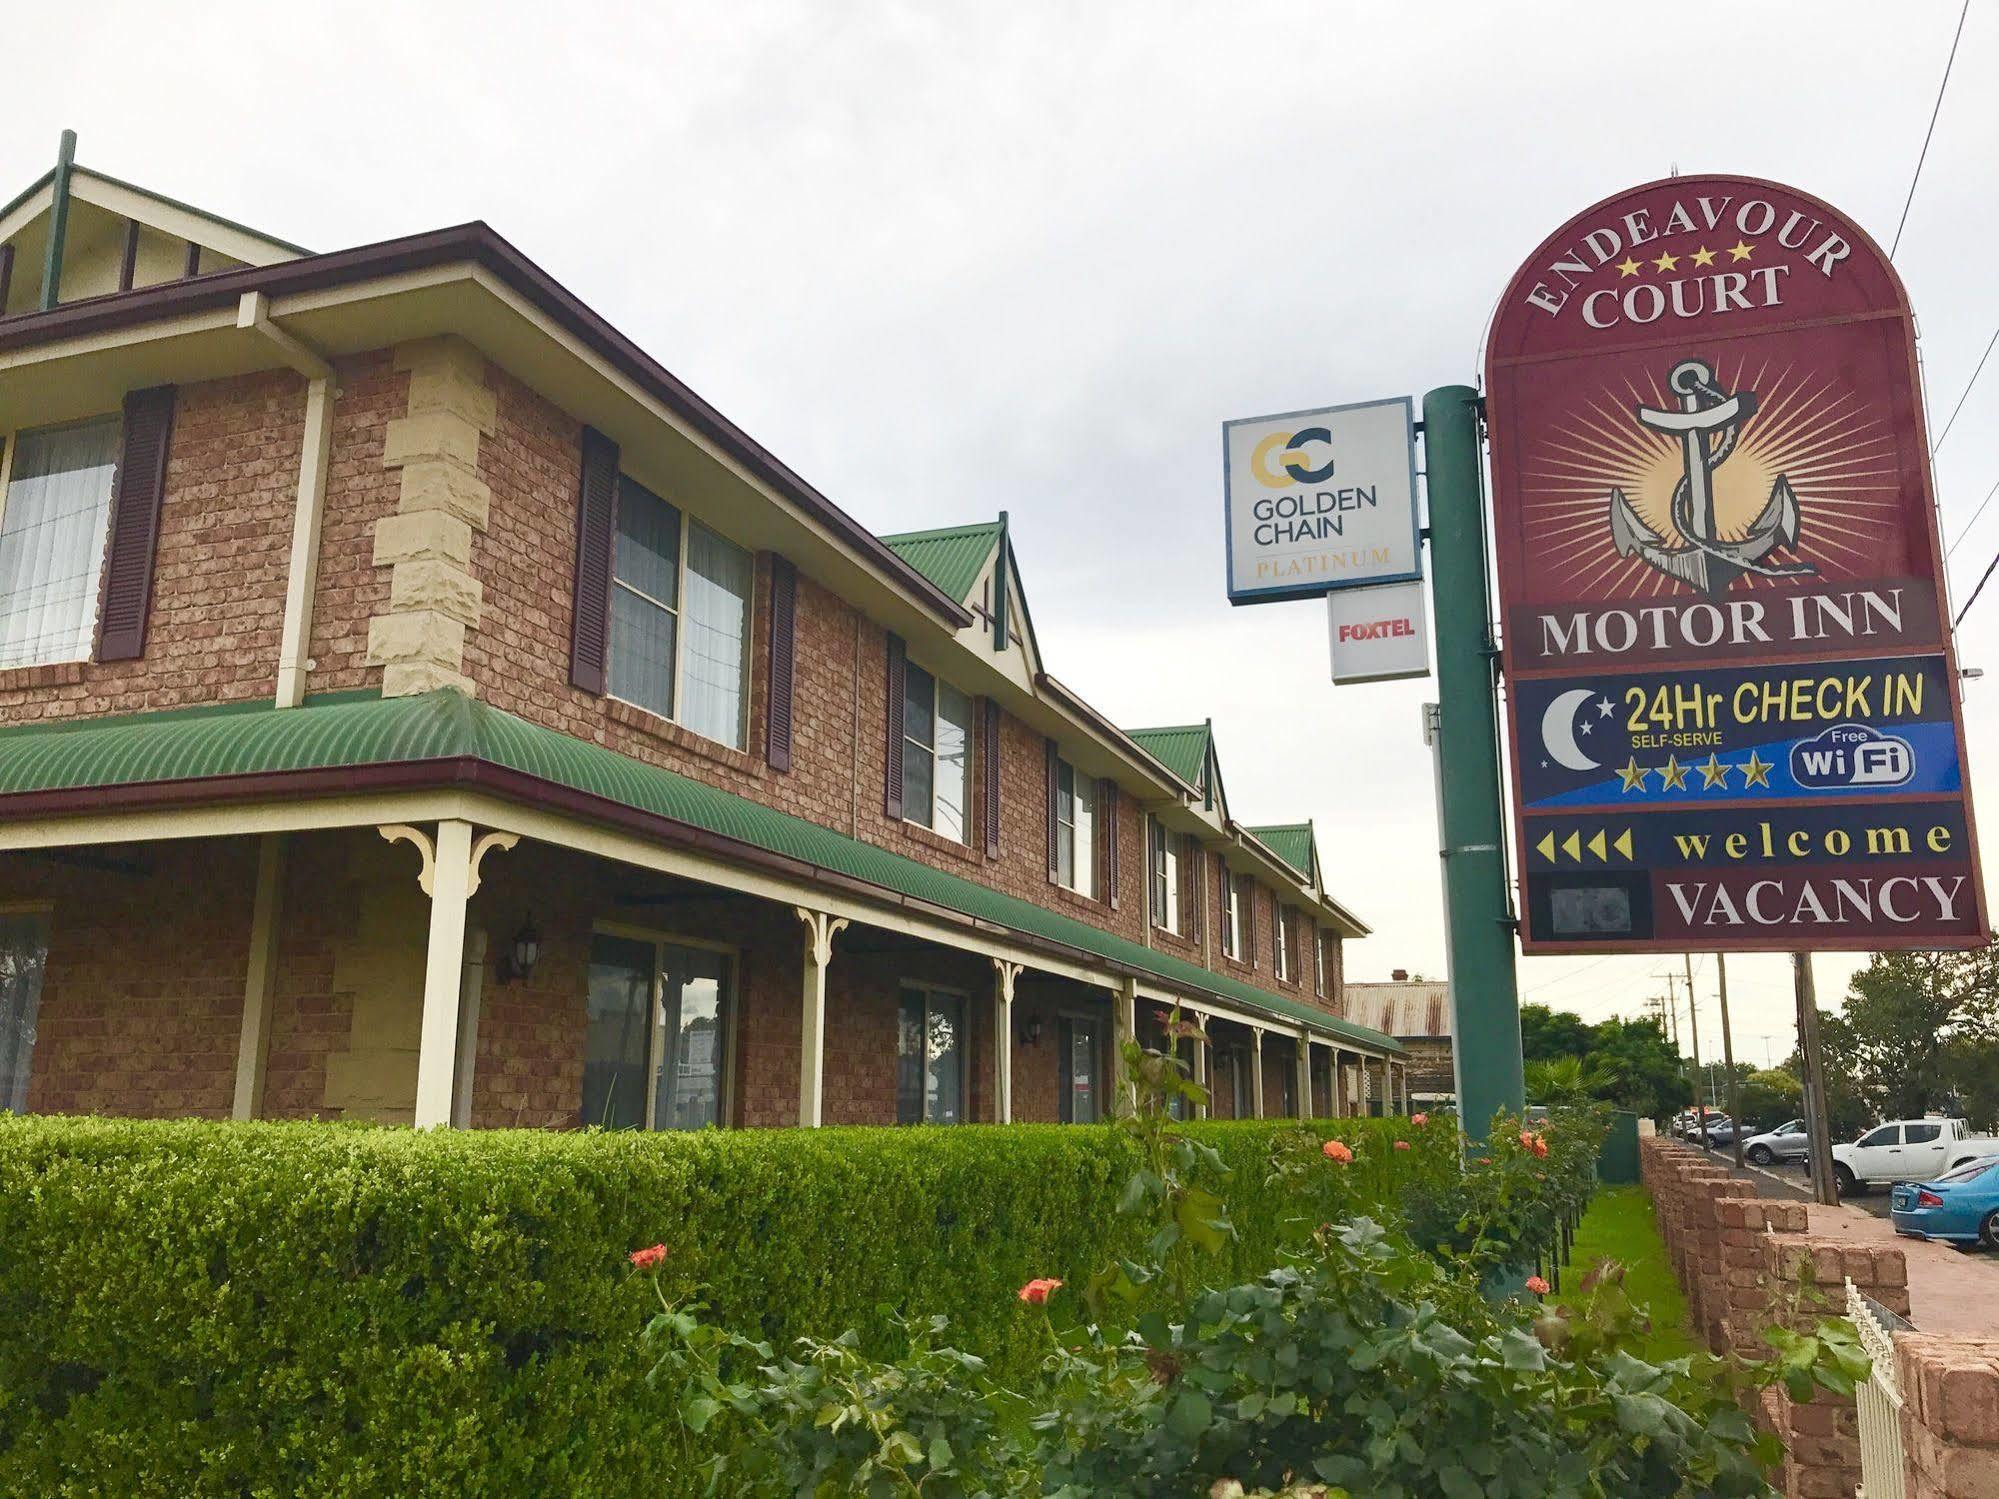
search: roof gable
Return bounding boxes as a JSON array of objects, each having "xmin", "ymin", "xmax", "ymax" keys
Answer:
[
  {"xmin": 1127, "ymin": 721, "xmax": 1228, "ymax": 818},
  {"xmin": 1246, "ymin": 822, "xmax": 1318, "ymax": 883},
  {"xmin": 0, "ymin": 131, "xmax": 304, "ymax": 317},
  {"xmin": 880, "ymin": 521, "xmax": 1000, "ymax": 603}
]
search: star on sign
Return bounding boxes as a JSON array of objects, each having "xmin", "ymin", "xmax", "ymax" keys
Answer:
[
  {"xmin": 1616, "ymin": 758, "xmax": 1650, "ymax": 793},
  {"xmin": 1697, "ymin": 754, "xmax": 1731, "ymax": 789},
  {"xmin": 1739, "ymin": 750, "xmax": 1773, "ymax": 788},
  {"xmin": 1656, "ymin": 755, "xmax": 1689, "ymax": 791},
  {"xmin": 1652, "ymin": 250, "xmax": 1679, "ymax": 272},
  {"xmin": 1690, "ymin": 245, "xmax": 1717, "ymax": 267},
  {"xmin": 1595, "ymin": 698, "xmax": 1615, "ymax": 718},
  {"xmin": 1615, "ymin": 256, "xmax": 1642, "ymax": 278},
  {"xmin": 1579, "ymin": 719, "xmax": 1594, "ymax": 736},
  {"xmin": 1728, "ymin": 240, "xmax": 1755, "ymax": 262}
]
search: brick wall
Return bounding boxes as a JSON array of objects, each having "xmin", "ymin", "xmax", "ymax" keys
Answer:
[
  {"xmin": 0, "ymin": 369, "xmax": 304, "ymax": 722},
  {"xmin": 0, "ymin": 347, "xmax": 1371, "ymax": 1120},
  {"xmin": 0, "ymin": 842, "xmax": 252, "ymax": 1118}
]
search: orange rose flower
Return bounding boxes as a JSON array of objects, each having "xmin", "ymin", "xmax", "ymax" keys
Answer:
[
  {"xmin": 1018, "ymin": 1277, "xmax": 1063, "ymax": 1305},
  {"xmin": 628, "ymin": 1244, "xmax": 667, "ymax": 1272},
  {"xmin": 1526, "ymin": 1275, "xmax": 1550, "ymax": 1295},
  {"xmin": 1322, "ymin": 1139, "xmax": 1354, "ymax": 1164}
]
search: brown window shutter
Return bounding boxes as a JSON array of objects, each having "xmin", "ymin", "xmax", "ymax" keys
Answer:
[
  {"xmin": 1045, "ymin": 740, "xmax": 1060, "ymax": 882},
  {"xmin": 569, "ymin": 426, "xmax": 620, "ymax": 694},
  {"xmin": 95, "ymin": 385, "xmax": 177, "ymax": 662},
  {"xmin": 1245, "ymin": 881, "xmax": 1257, "ymax": 967},
  {"xmin": 1100, "ymin": 779, "xmax": 1119, "ymax": 908},
  {"xmin": 1182, "ymin": 835, "xmax": 1199, "ymax": 937},
  {"xmin": 982, "ymin": 698, "xmax": 1001, "ymax": 858},
  {"xmin": 884, "ymin": 633, "xmax": 906, "ymax": 819},
  {"xmin": 765, "ymin": 555, "xmax": 796, "ymax": 771}
]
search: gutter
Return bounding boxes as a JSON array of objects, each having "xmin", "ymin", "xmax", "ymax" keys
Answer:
[{"xmin": 0, "ymin": 221, "xmax": 973, "ymax": 633}]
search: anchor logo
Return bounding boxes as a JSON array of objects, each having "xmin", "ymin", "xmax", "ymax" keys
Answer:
[{"xmin": 1608, "ymin": 358, "xmax": 1817, "ymax": 597}]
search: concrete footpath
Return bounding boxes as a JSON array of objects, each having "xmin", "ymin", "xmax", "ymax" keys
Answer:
[{"xmin": 1691, "ymin": 1144, "xmax": 1999, "ymax": 1335}]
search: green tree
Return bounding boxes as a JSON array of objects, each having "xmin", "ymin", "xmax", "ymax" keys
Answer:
[
  {"xmin": 1818, "ymin": 948, "xmax": 1999, "ymax": 1122},
  {"xmin": 1734, "ymin": 1068, "xmax": 1801, "ymax": 1132},
  {"xmin": 1514, "ymin": 1007, "xmax": 1684, "ymax": 1120}
]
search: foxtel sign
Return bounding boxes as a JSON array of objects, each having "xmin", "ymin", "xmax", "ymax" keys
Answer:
[{"xmin": 1486, "ymin": 175, "xmax": 1987, "ymax": 954}]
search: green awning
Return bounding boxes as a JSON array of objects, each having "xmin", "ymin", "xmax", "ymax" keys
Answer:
[{"xmin": 0, "ymin": 690, "xmax": 1399, "ymax": 1053}]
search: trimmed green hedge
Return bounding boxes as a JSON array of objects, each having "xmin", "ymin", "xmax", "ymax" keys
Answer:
[{"xmin": 0, "ymin": 1115, "xmax": 1430, "ymax": 1497}]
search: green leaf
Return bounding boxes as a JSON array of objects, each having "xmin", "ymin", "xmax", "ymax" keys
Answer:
[
  {"xmin": 1165, "ymin": 1389, "xmax": 1213, "ymax": 1441},
  {"xmin": 1498, "ymin": 1327, "xmax": 1547, "ymax": 1372},
  {"xmin": 927, "ymin": 1435, "xmax": 953, "ymax": 1471}
]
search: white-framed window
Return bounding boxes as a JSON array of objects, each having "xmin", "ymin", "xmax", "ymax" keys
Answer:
[
  {"xmin": 1314, "ymin": 927, "xmax": 1327, "ymax": 996},
  {"xmin": 0, "ymin": 416, "xmax": 122, "ymax": 671},
  {"xmin": 898, "ymin": 984, "xmax": 968, "ymax": 1124},
  {"xmin": 0, "ymin": 908, "xmax": 51, "ymax": 1113},
  {"xmin": 1276, "ymin": 906, "xmax": 1293, "ymax": 983},
  {"xmin": 902, "ymin": 662, "xmax": 972, "ymax": 841},
  {"xmin": 582, "ymin": 928, "xmax": 736, "ymax": 1131},
  {"xmin": 1055, "ymin": 759, "xmax": 1095, "ymax": 895},
  {"xmin": 609, "ymin": 475, "xmax": 754, "ymax": 751},
  {"xmin": 1148, "ymin": 817, "xmax": 1179, "ymax": 934},
  {"xmin": 1223, "ymin": 871, "xmax": 1243, "ymax": 960}
]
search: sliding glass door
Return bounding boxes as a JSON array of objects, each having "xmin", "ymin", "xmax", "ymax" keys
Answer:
[{"xmin": 582, "ymin": 932, "xmax": 734, "ymax": 1131}]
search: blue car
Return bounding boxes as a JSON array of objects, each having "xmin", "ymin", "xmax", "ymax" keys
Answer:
[{"xmin": 1890, "ymin": 1157, "xmax": 1999, "ymax": 1249}]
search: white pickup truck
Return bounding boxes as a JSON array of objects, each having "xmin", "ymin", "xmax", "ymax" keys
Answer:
[{"xmin": 1828, "ymin": 1118, "xmax": 1999, "ymax": 1195}]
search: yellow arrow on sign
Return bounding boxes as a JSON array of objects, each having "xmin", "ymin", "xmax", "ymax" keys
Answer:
[
  {"xmin": 1535, "ymin": 831, "xmax": 1556, "ymax": 862},
  {"xmin": 1614, "ymin": 829, "xmax": 1634, "ymax": 860},
  {"xmin": 1587, "ymin": 829, "xmax": 1607, "ymax": 861},
  {"xmin": 1561, "ymin": 831, "xmax": 1581, "ymax": 862}
]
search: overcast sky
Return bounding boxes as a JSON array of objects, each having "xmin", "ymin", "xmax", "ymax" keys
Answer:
[{"xmin": 11, "ymin": 2, "xmax": 1998, "ymax": 1067}]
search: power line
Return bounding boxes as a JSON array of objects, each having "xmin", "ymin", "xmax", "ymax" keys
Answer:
[
  {"xmin": 1889, "ymin": 0, "xmax": 1972, "ymax": 260},
  {"xmin": 1946, "ymin": 474, "xmax": 1999, "ymax": 560},
  {"xmin": 1954, "ymin": 543, "xmax": 1999, "ymax": 628},
  {"xmin": 1933, "ymin": 324, "xmax": 1999, "ymax": 457}
]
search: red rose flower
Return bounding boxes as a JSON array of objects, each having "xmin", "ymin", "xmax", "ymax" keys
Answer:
[
  {"xmin": 628, "ymin": 1244, "xmax": 667, "ymax": 1272},
  {"xmin": 1394, "ymin": 1140, "xmax": 1410, "ymax": 1151},
  {"xmin": 1018, "ymin": 1277, "xmax": 1063, "ymax": 1305},
  {"xmin": 1526, "ymin": 1275, "xmax": 1550, "ymax": 1295}
]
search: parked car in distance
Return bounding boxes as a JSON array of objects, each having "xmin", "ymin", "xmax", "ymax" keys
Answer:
[
  {"xmin": 1742, "ymin": 1119, "xmax": 1810, "ymax": 1166},
  {"xmin": 1890, "ymin": 1158, "xmax": 1999, "ymax": 1250},
  {"xmin": 1683, "ymin": 1113, "xmax": 1732, "ymax": 1145},
  {"xmin": 1829, "ymin": 1118, "xmax": 1999, "ymax": 1196}
]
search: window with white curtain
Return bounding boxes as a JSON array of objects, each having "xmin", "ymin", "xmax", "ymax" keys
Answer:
[
  {"xmin": 0, "ymin": 911, "xmax": 50, "ymax": 1113},
  {"xmin": 901, "ymin": 663, "xmax": 972, "ymax": 841},
  {"xmin": 608, "ymin": 475, "xmax": 753, "ymax": 750},
  {"xmin": 1149, "ymin": 817, "xmax": 1179, "ymax": 933},
  {"xmin": 1055, "ymin": 759, "xmax": 1095, "ymax": 895},
  {"xmin": 0, "ymin": 416, "xmax": 122, "ymax": 670}
]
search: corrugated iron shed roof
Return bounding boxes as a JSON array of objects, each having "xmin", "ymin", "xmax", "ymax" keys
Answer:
[{"xmin": 0, "ymin": 690, "xmax": 1401, "ymax": 1053}]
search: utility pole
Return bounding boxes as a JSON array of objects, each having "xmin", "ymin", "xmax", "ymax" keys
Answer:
[
  {"xmin": 1717, "ymin": 953, "xmax": 1744, "ymax": 1169},
  {"xmin": 1794, "ymin": 953, "xmax": 1839, "ymax": 1206},
  {"xmin": 1683, "ymin": 953, "xmax": 1705, "ymax": 1143}
]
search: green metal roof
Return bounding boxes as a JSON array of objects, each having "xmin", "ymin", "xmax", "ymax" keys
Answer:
[
  {"xmin": 879, "ymin": 522, "xmax": 1001, "ymax": 604},
  {"xmin": 1125, "ymin": 724, "xmax": 1211, "ymax": 787},
  {"xmin": 0, "ymin": 691, "xmax": 1397, "ymax": 1053},
  {"xmin": 1246, "ymin": 823, "xmax": 1315, "ymax": 881}
]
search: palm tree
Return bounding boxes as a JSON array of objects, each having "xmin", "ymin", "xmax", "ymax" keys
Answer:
[{"xmin": 1524, "ymin": 1055, "xmax": 1622, "ymax": 1107}]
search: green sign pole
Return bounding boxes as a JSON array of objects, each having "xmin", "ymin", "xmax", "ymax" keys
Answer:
[{"xmin": 1423, "ymin": 384, "xmax": 1524, "ymax": 1138}]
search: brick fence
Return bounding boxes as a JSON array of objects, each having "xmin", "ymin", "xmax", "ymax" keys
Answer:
[{"xmin": 1635, "ymin": 1137, "xmax": 1999, "ymax": 1498}]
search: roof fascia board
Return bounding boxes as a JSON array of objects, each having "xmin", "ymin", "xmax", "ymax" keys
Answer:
[
  {"xmin": 69, "ymin": 167, "xmax": 309, "ymax": 260},
  {"xmin": 0, "ymin": 178, "xmax": 53, "ymax": 246}
]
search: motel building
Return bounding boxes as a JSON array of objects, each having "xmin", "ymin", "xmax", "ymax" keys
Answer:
[{"xmin": 0, "ymin": 137, "xmax": 1406, "ymax": 1136}]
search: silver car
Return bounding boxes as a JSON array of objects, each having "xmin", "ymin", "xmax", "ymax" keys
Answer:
[{"xmin": 1742, "ymin": 1119, "xmax": 1809, "ymax": 1167}]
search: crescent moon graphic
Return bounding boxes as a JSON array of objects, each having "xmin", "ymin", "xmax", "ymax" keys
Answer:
[{"xmin": 1540, "ymin": 688, "xmax": 1600, "ymax": 773}]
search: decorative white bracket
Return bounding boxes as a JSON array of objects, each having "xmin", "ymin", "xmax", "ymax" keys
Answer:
[
  {"xmin": 380, "ymin": 823, "xmax": 519, "ymax": 897},
  {"xmin": 794, "ymin": 906, "xmax": 850, "ymax": 967},
  {"xmin": 992, "ymin": 957, "xmax": 1023, "ymax": 1001}
]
